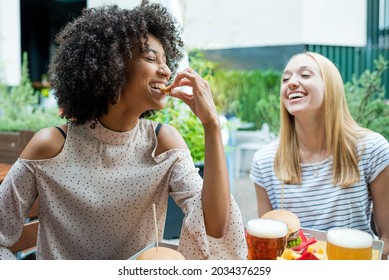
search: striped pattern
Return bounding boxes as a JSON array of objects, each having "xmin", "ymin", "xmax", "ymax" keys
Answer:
[{"xmin": 250, "ymin": 133, "xmax": 389, "ymax": 235}]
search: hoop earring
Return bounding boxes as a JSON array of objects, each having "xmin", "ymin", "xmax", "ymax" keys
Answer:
[{"xmin": 116, "ymin": 94, "xmax": 121, "ymax": 104}]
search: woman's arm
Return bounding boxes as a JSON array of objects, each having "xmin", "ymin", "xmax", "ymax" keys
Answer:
[
  {"xmin": 0, "ymin": 125, "xmax": 67, "ymax": 259},
  {"xmin": 254, "ymin": 183, "xmax": 272, "ymax": 217},
  {"xmin": 201, "ymin": 120, "xmax": 230, "ymax": 238},
  {"xmin": 370, "ymin": 166, "xmax": 389, "ymax": 260},
  {"xmin": 168, "ymin": 68, "xmax": 230, "ymax": 238}
]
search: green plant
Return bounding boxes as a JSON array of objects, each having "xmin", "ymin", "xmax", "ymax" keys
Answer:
[
  {"xmin": 212, "ymin": 69, "xmax": 281, "ymax": 129},
  {"xmin": 189, "ymin": 50, "xmax": 282, "ymax": 130},
  {"xmin": 0, "ymin": 52, "xmax": 64, "ymax": 132},
  {"xmin": 345, "ymin": 56, "xmax": 389, "ymax": 140},
  {"xmin": 189, "ymin": 50, "xmax": 218, "ymax": 82},
  {"xmin": 255, "ymin": 93, "xmax": 281, "ymax": 134}
]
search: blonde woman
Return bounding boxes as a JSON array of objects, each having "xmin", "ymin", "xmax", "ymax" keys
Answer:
[{"xmin": 250, "ymin": 52, "xmax": 389, "ymax": 259}]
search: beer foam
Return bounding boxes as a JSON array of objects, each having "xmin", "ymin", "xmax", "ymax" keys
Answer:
[
  {"xmin": 247, "ymin": 218, "xmax": 288, "ymax": 238},
  {"xmin": 327, "ymin": 228, "xmax": 373, "ymax": 249}
]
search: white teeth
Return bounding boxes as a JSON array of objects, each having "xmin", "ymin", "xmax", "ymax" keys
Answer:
[
  {"xmin": 288, "ymin": 92, "xmax": 305, "ymax": 100},
  {"xmin": 150, "ymin": 83, "xmax": 165, "ymax": 89}
]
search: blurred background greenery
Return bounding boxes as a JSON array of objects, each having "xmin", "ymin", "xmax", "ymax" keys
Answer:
[{"xmin": 1, "ymin": 50, "xmax": 388, "ymax": 163}]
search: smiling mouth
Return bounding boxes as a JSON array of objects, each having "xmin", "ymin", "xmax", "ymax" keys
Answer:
[
  {"xmin": 150, "ymin": 82, "xmax": 166, "ymax": 90},
  {"xmin": 150, "ymin": 83, "xmax": 170, "ymax": 95},
  {"xmin": 288, "ymin": 92, "xmax": 306, "ymax": 100}
]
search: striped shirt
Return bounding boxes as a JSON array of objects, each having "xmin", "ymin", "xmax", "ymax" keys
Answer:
[{"xmin": 249, "ymin": 132, "xmax": 389, "ymax": 235}]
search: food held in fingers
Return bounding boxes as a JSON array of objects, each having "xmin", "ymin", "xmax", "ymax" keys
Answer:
[{"xmin": 160, "ymin": 86, "xmax": 171, "ymax": 95}]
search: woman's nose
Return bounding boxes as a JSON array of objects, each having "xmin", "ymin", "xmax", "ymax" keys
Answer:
[
  {"xmin": 158, "ymin": 64, "xmax": 171, "ymax": 79},
  {"xmin": 288, "ymin": 78, "xmax": 299, "ymax": 89}
]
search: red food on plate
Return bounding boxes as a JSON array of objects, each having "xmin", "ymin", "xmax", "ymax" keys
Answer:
[
  {"xmin": 291, "ymin": 229, "xmax": 317, "ymax": 253},
  {"xmin": 297, "ymin": 252, "xmax": 320, "ymax": 260}
]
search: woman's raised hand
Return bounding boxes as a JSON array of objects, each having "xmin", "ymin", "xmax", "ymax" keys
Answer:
[{"xmin": 167, "ymin": 68, "xmax": 219, "ymax": 127}]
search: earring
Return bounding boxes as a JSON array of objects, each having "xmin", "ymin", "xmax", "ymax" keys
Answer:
[{"xmin": 114, "ymin": 94, "xmax": 121, "ymax": 104}]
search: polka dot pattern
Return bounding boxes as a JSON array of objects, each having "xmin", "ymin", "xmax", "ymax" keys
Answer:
[{"xmin": 0, "ymin": 119, "xmax": 247, "ymax": 259}]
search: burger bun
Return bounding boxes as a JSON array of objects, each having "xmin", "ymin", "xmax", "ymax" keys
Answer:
[
  {"xmin": 136, "ymin": 247, "xmax": 185, "ymax": 260},
  {"xmin": 261, "ymin": 209, "xmax": 300, "ymax": 236}
]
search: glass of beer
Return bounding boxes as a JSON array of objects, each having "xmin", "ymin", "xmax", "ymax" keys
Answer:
[
  {"xmin": 326, "ymin": 228, "xmax": 373, "ymax": 260},
  {"xmin": 246, "ymin": 218, "xmax": 288, "ymax": 260}
]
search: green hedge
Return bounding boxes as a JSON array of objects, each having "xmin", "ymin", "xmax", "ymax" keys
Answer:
[{"xmin": 0, "ymin": 52, "xmax": 64, "ymax": 132}]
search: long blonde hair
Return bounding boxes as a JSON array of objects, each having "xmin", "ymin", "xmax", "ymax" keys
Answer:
[{"xmin": 274, "ymin": 52, "xmax": 369, "ymax": 187}]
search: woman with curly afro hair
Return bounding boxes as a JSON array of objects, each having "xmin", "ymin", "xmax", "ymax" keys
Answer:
[{"xmin": 0, "ymin": 1, "xmax": 247, "ymax": 260}]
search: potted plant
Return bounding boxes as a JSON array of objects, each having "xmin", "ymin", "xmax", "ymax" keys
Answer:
[{"xmin": 0, "ymin": 52, "xmax": 64, "ymax": 163}]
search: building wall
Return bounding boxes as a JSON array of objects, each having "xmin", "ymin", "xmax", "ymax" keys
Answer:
[
  {"xmin": 0, "ymin": 0, "xmax": 368, "ymax": 85},
  {"xmin": 0, "ymin": 0, "xmax": 20, "ymax": 86},
  {"xmin": 87, "ymin": 0, "xmax": 367, "ymax": 49},
  {"xmin": 181, "ymin": 0, "xmax": 367, "ymax": 50}
]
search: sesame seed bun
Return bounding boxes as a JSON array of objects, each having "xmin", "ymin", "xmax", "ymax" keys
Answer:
[
  {"xmin": 136, "ymin": 247, "xmax": 185, "ymax": 260},
  {"xmin": 261, "ymin": 209, "xmax": 300, "ymax": 236}
]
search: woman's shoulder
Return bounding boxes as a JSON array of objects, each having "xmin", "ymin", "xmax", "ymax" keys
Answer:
[
  {"xmin": 358, "ymin": 131, "xmax": 389, "ymax": 149},
  {"xmin": 145, "ymin": 121, "xmax": 188, "ymax": 156},
  {"xmin": 357, "ymin": 131, "xmax": 389, "ymax": 163},
  {"xmin": 361, "ymin": 131, "xmax": 388, "ymax": 141},
  {"xmin": 19, "ymin": 124, "xmax": 68, "ymax": 160}
]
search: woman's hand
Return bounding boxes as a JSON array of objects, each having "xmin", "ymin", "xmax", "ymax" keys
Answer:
[{"xmin": 167, "ymin": 68, "xmax": 219, "ymax": 127}]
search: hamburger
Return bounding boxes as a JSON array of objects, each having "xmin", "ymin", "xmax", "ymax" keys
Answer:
[
  {"xmin": 261, "ymin": 209, "xmax": 302, "ymax": 249},
  {"xmin": 136, "ymin": 247, "xmax": 185, "ymax": 260}
]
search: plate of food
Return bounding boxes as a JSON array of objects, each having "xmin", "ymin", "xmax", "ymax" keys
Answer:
[{"xmin": 261, "ymin": 209, "xmax": 383, "ymax": 260}]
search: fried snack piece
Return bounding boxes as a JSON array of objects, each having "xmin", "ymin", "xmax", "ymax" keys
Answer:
[{"xmin": 160, "ymin": 87, "xmax": 171, "ymax": 94}]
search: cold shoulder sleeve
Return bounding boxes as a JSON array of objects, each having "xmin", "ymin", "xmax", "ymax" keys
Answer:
[
  {"xmin": 164, "ymin": 149, "xmax": 247, "ymax": 260},
  {"xmin": 0, "ymin": 160, "xmax": 38, "ymax": 260}
]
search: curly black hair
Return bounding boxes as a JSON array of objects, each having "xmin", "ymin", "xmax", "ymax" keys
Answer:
[{"xmin": 48, "ymin": 2, "xmax": 184, "ymax": 124}]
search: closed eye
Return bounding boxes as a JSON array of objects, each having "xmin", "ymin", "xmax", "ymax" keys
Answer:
[{"xmin": 282, "ymin": 77, "xmax": 290, "ymax": 83}]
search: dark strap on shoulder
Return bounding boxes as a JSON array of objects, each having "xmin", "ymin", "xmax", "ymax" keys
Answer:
[
  {"xmin": 55, "ymin": 126, "xmax": 67, "ymax": 139},
  {"xmin": 155, "ymin": 123, "xmax": 163, "ymax": 136}
]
